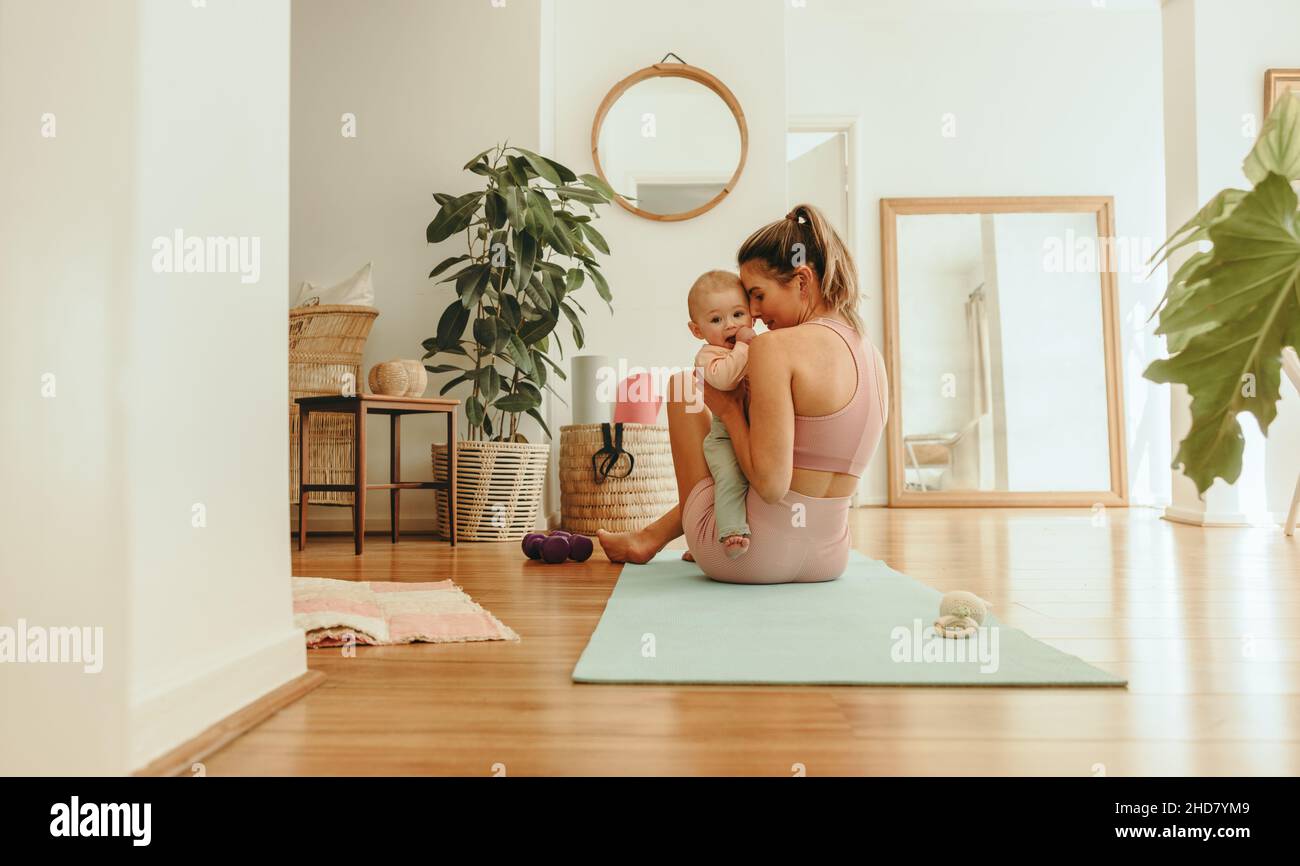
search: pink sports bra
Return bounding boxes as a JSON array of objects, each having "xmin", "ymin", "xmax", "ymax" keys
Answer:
[{"xmin": 791, "ymin": 317, "xmax": 887, "ymax": 478}]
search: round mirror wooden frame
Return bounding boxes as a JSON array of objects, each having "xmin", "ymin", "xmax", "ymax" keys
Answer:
[{"xmin": 590, "ymin": 62, "xmax": 749, "ymax": 222}]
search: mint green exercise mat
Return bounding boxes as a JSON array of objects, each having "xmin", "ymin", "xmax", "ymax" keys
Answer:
[{"xmin": 572, "ymin": 550, "xmax": 1125, "ymax": 686}]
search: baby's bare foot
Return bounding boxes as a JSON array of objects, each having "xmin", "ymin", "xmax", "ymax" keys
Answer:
[
  {"xmin": 596, "ymin": 528, "xmax": 658, "ymax": 564},
  {"xmin": 722, "ymin": 534, "xmax": 750, "ymax": 560}
]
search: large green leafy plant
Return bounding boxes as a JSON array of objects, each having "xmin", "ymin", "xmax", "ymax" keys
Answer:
[
  {"xmin": 423, "ymin": 144, "xmax": 616, "ymax": 441},
  {"xmin": 1145, "ymin": 91, "xmax": 1300, "ymax": 496}
]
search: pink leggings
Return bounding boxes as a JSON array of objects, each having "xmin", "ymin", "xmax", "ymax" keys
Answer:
[{"xmin": 681, "ymin": 478, "xmax": 852, "ymax": 584}]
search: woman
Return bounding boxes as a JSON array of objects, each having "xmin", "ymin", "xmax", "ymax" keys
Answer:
[{"xmin": 597, "ymin": 203, "xmax": 889, "ymax": 583}]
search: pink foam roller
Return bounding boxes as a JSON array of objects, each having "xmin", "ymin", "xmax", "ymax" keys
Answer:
[{"xmin": 613, "ymin": 371, "xmax": 662, "ymax": 425}]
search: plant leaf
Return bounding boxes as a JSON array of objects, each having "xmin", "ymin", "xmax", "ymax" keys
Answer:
[
  {"xmin": 457, "ymin": 263, "xmax": 492, "ymax": 309},
  {"xmin": 493, "ymin": 391, "xmax": 541, "ymax": 413},
  {"xmin": 463, "ymin": 147, "xmax": 493, "ymax": 171},
  {"xmin": 578, "ymin": 173, "xmax": 616, "ymax": 200},
  {"xmin": 546, "ymin": 220, "xmax": 574, "ymax": 257},
  {"xmin": 435, "ymin": 299, "xmax": 471, "ymax": 351},
  {"xmin": 560, "ymin": 301, "xmax": 585, "ymax": 349},
  {"xmin": 587, "ymin": 264, "xmax": 612, "ymax": 307},
  {"xmin": 525, "ymin": 407, "xmax": 552, "ymax": 439},
  {"xmin": 523, "ymin": 273, "xmax": 549, "ymax": 309},
  {"xmin": 1244, "ymin": 90, "xmax": 1300, "ymax": 184},
  {"xmin": 544, "ymin": 157, "xmax": 577, "ymax": 184},
  {"xmin": 529, "ymin": 350, "xmax": 546, "ymax": 389},
  {"xmin": 563, "ymin": 268, "xmax": 585, "ymax": 297},
  {"xmin": 429, "ymin": 254, "xmax": 470, "ymax": 280},
  {"xmin": 465, "ymin": 395, "xmax": 485, "ymax": 428},
  {"xmin": 556, "ymin": 185, "xmax": 606, "ymax": 205},
  {"xmin": 579, "ymin": 221, "xmax": 610, "ymax": 254},
  {"xmin": 480, "ymin": 365, "xmax": 501, "ymax": 403},
  {"xmin": 534, "ymin": 348, "xmax": 566, "ymax": 379},
  {"xmin": 514, "ymin": 147, "xmax": 562, "ymax": 185},
  {"xmin": 424, "ymin": 363, "xmax": 465, "ymax": 374},
  {"xmin": 498, "ymin": 294, "xmax": 521, "ymax": 330},
  {"xmin": 505, "ymin": 155, "xmax": 533, "ymax": 187},
  {"xmin": 426, "ymin": 191, "xmax": 484, "ymax": 244},
  {"xmin": 519, "ymin": 303, "xmax": 557, "ymax": 344},
  {"xmin": 1159, "ymin": 249, "xmax": 1216, "ymax": 353},
  {"xmin": 516, "ymin": 381, "xmax": 541, "ymax": 403},
  {"xmin": 485, "ymin": 190, "xmax": 507, "ymax": 230},
  {"xmin": 507, "ymin": 334, "xmax": 535, "ymax": 377},
  {"xmin": 506, "ymin": 186, "xmax": 527, "ymax": 232},
  {"xmin": 1149, "ymin": 188, "xmax": 1247, "ymax": 273},
  {"xmin": 472, "ymin": 317, "xmax": 497, "ymax": 352},
  {"xmin": 527, "ymin": 188, "xmax": 556, "ymax": 236},
  {"xmin": 1143, "ymin": 172, "xmax": 1300, "ymax": 496},
  {"xmin": 513, "ymin": 230, "xmax": 538, "ymax": 292},
  {"xmin": 439, "ymin": 372, "xmax": 470, "ymax": 396}
]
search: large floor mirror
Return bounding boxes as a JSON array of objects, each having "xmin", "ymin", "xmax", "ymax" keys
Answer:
[{"xmin": 880, "ymin": 196, "xmax": 1128, "ymax": 507}]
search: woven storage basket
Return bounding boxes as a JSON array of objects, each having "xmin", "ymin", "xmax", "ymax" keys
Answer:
[
  {"xmin": 289, "ymin": 304, "xmax": 379, "ymax": 506},
  {"xmin": 432, "ymin": 440, "xmax": 550, "ymax": 541},
  {"xmin": 559, "ymin": 423, "xmax": 676, "ymax": 535}
]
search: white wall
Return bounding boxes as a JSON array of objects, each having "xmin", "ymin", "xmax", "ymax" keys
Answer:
[
  {"xmin": 291, "ymin": 0, "xmax": 545, "ymax": 533},
  {"xmin": 1162, "ymin": 0, "xmax": 1300, "ymax": 523},
  {"xmin": 0, "ymin": 0, "xmax": 134, "ymax": 775},
  {"xmin": 787, "ymin": 0, "xmax": 1171, "ymax": 506},
  {"xmin": 0, "ymin": 0, "xmax": 301, "ymax": 774},
  {"xmin": 788, "ymin": 134, "xmax": 849, "ymax": 243},
  {"xmin": 546, "ymin": 0, "xmax": 789, "ymax": 520},
  {"xmin": 126, "ymin": 0, "xmax": 301, "ymax": 770}
]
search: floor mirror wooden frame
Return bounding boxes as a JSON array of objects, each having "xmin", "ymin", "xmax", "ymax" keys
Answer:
[{"xmin": 879, "ymin": 195, "xmax": 1129, "ymax": 507}]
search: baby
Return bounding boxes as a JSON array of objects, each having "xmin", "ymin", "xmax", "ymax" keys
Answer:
[{"xmin": 688, "ymin": 270, "xmax": 757, "ymax": 559}]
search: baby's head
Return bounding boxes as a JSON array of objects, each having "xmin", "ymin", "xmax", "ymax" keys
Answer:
[{"xmin": 687, "ymin": 270, "xmax": 752, "ymax": 348}]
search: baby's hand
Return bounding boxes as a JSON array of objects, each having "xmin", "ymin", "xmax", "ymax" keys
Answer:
[{"xmin": 735, "ymin": 326, "xmax": 756, "ymax": 345}]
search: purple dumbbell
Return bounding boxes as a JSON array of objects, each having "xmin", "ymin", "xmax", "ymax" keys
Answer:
[
  {"xmin": 522, "ymin": 532, "xmax": 546, "ymax": 560},
  {"xmin": 541, "ymin": 534, "xmax": 571, "ymax": 564},
  {"xmin": 568, "ymin": 534, "xmax": 593, "ymax": 562}
]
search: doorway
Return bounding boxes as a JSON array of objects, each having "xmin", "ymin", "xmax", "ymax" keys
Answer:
[{"xmin": 786, "ymin": 118, "xmax": 866, "ymax": 504}]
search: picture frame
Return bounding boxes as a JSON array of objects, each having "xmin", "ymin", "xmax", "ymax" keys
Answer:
[{"xmin": 1264, "ymin": 68, "xmax": 1300, "ymax": 118}]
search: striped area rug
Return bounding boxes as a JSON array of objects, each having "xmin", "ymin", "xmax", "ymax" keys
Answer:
[{"xmin": 293, "ymin": 576, "xmax": 519, "ymax": 647}]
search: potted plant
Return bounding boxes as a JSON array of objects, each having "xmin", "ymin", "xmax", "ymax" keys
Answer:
[
  {"xmin": 424, "ymin": 143, "xmax": 616, "ymax": 540},
  {"xmin": 1144, "ymin": 91, "xmax": 1300, "ymax": 497}
]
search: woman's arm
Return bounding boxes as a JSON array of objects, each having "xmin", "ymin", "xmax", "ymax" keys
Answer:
[{"xmin": 707, "ymin": 333, "xmax": 794, "ymax": 504}]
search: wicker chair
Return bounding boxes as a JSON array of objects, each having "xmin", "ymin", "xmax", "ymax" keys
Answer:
[{"xmin": 289, "ymin": 304, "xmax": 379, "ymax": 507}]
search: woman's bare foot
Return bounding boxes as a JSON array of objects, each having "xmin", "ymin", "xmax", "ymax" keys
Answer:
[
  {"xmin": 596, "ymin": 528, "xmax": 660, "ymax": 564},
  {"xmin": 681, "ymin": 550, "xmax": 695, "ymax": 562},
  {"xmin": 722, "ymin": 533, "xmax": 750, "ymax": 560}
]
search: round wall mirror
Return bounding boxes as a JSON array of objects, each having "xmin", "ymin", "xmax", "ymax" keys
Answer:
[{"xmin": 591, "ymin": 61, "xmax": 748, "ymax": 222}]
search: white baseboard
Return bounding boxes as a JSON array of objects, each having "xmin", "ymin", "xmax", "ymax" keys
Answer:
[
  {"xmin": 1163, "ymin": 505, "xmax": 1287, "ymax": 527},
  {"xmin": 129, "ymin": 627, "xmax": 306, "ymax": 771}
]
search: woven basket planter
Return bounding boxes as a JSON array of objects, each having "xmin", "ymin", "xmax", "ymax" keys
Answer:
[
  {"xmin": 559, "ymin": 423, "xmax": 676, "ymax": 535},
  {"xmin": 289, "ymin": 304, "xmax": 379, "ymax": 506},
  {"xmin": 432, "ymin": 440, "xmax": 550, "ymax": 541}
]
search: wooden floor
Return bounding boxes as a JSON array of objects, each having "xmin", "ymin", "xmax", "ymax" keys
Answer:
[{"xmin": 202, "ymin": 507, "xmax": 1300, "ymax": 776}]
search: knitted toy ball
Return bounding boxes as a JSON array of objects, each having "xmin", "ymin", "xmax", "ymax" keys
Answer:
[
  {"xmin": 368, "ymin": 361, "xmax": 410, "ymax": 396},
  {"xmin": 934, "ymin": 591, "xmax": 992, "ymax": 639}
]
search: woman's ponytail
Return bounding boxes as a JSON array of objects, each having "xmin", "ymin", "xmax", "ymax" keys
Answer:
[{"xmin": 737, "ymin": 203, "xmax": 863, "ymax": 333}]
